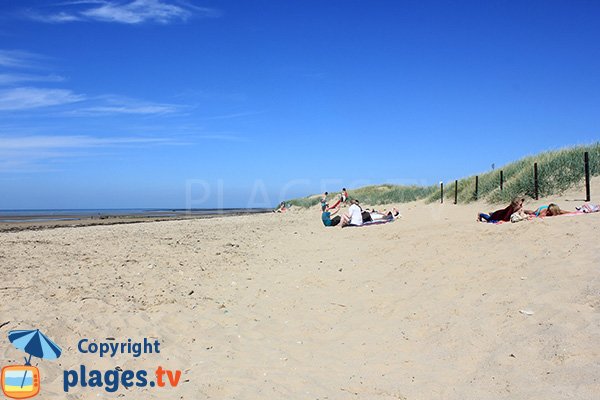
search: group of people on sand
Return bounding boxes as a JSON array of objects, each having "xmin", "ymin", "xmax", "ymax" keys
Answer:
[
  {"xmin": 320, "ymin": 189, "xmax": 400, "ymax": 228},
  {"xmin": 278, "ymin": 190, "xmax": 597, "ymax": 226},
  {"xmin": 477, "ymin": 197, "xmax": 576, "ymax": 223}
]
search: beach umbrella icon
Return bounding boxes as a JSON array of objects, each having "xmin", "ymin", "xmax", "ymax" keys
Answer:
[
  {"xmin": 8, "ymin": 329, "xmax": 62, "ymax": 364},
  {"xmin": 7, "ymin": 329, "xmax": 62, "ymax": 389}
]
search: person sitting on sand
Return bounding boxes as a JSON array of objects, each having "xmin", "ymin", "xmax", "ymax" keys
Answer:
[
  {"xmin": 341, "ymin": 188, "xmax": 348, "ymax": 203},
  {"xmin": 274, "ymin": 202, "xmax": 288, "ymax": 213},
  {"xmin": 321, "ymin": 203, "xmax": 341, "ymax": 227},
  {"xmin": 478, "ymin": 197, "xmax": 524, "ymax": 223},
  {"xmin": 340, "ymin": 199, "xmax": 363, "ymax": 227},
  {"xmin": 526, "ymin": 203, "xmax": 571, "ymax": 217},
  {"xmin": 320, "ymin": 192, "xmax": 328, "ymax": 209},
  {"xmin": 329, "ymin": 188, "xmax": 349, "ymax": 210}
]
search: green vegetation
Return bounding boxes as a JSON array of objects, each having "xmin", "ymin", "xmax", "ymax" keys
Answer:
[
  {"xmin": 427, "ymin": 143, "xmax": 600, "ymax": 204},
  {"xmin": 348, "ymin": 184, "xmax": 437, "ymax": 205},
  {"xmin": 287, "ymin": 143, "xmax": 600, "ymax": 207},
  {"xmin": 287, "ymin": 185, "xmax": 437, "ymax": 208},
  {"xmin": 288, "ymin": 195, "xmax": 323, "ymax": 208}
]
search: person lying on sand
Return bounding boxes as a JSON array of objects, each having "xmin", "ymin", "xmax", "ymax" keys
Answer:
[
  {"xmin": 478, "ymin": 197, "xmax": 524, "ymax": 223},
  {"xmin": 321, "ymin": 203, "xmax": 341, "ymax": 227},
  {"xmin": 341, "ymin": 199, "xmax": 363, "ymax": 227},
  {"xmin": 525, "ymin": 203, "xmax": 571, "ymax": 217},
  {"xmin": 368, "ymin": 208, "xmax": 401, "ymax": 221},
  {"xmin": 576, "ymin": 202, "xmax": 600, "ymax": 213}
]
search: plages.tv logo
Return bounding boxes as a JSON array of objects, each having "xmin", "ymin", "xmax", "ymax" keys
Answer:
[
  {"xmin": 63, "ymin": 338, "xmax": 183, "ymax": 393},
  {"xmin": 1, "ymin": 329, "xmax": 62, "ymax": 399}
]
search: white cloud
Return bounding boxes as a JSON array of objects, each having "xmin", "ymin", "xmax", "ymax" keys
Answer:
[
  {"xmin": 72, "ymin": 96, "xmax": 180, "ymax": 115},
  {"xmin": 0, "ymin": 86, "xmax": 183, "ymax": 116},
  {"xmin": 0, "ymin": 135, "xmax": 166, "ymax": 149},
  {"xmin": 72, "ymin": 96, "xmax": 179, "ymax": 116},
  {"xmin": 82, "ymin": 0, "xmax": 190, "ymax": 24},
  {"xmin": 42, "ymin": 11, "xmax": 83, "ymax": 23},
  {"xmin": 202, "ymin": 111, "xmax": 265, "ymax": 120},
  {"xmin": 0, "ymin": 87, "xmax": 84, "ymax": 111},
  {"xmin": 28, "ymin": 0, "xmax": 220, "ymax": 25},
  {"xmin": 0, "ymin": 73, "xmax": 65, "ymax": 85},
  {"xmin": 0, "ymin": 50, "xmax": 178, "ymax": 115},
  {"xmin": 196, "ymin": 134, "xmax": 247, "ymax": 142},
  {"xmin": 80, "ymin": 105, "xmax": 177, "ymax": 114},
  {"xmin": 0, "ymin": 134, "xmax": 169, "ymax": 172},
  {"xmin": 56, "ymin": 0, "xmax": 106, "ymax": 4},
  {"xmin": 0, "ymin": 50, "xmax": 40, "ymax": 69},
  {"xmin": 0, "ymin": 149, "xmax": 75, "ymax": 173}
]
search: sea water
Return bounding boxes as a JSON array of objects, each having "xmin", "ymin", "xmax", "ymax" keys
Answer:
[{"xmin": 0, "ymin": 208, "xmax": 269, "ymax": 223}]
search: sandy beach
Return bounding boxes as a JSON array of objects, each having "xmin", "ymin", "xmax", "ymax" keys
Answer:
[
  {"xmin": 1, "ymin": 181, "xmax": 598, "ymax": 399},
  {"xmin": 2, "ymin": 1, "xmax": 599, "ymax": 399}
]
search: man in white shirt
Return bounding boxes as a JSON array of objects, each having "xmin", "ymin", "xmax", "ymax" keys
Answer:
[{"xmin": 340, "ymin": 199, "xmax": 363, "ymax": 227}]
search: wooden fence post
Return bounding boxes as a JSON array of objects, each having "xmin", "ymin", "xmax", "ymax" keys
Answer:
[
  {"xmin": 500, "ymin": 170, "xmax": 503, "ymax": 191},
  {"xmin": 454, "ymin": 180, "xmax": 458, "ymax": 205},
  {"xmin": 584, "ymin": 152, "xmax": 591, "ymax": 201},
  {"xmin": 440, "ymin": 182, "xmax": 444, "ymax": 204},
  {"xmin": 534, "ymin": 162, "xmax": 539, "ymax": 200},
  {"xmin": 474, "ymin": 176, "xmax": 479, "ymax": 200}
]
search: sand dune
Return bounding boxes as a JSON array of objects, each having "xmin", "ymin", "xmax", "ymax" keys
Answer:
[{"xmin": 1, "ymin": 181, "xmax": 599, "ymax": 399}]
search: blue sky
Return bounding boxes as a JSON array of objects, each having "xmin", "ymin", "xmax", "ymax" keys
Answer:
[{"xmin": 0, "ymin": 0, "xmax": 599, "ymax": 209}]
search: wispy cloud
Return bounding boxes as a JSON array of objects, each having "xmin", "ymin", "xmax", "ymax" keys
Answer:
[
  {"xmin": 0, "ymin": 157, "xmax": 51, "ymax": 173},
  {"xmin": 40, "ymin": 11, "xmax": 83, "ymax": 23},
  {"xmin": 79, "ymin": 105, "xmax": 177, "ymax": 114},
  {"xmin": 28, "ymin": 0, "xmax": 220, "ymax": 25},
  {"xmin": 0, "ymin": 149, "xmax": 78, "ymax": 173},
  {"xmin": 196, "ymin": 134, "xmax": 247, "ymax": 142},
  {"xmin": 81, "ymin": 0, "xmax": 192, "ymax": 24},
  {"xmin": 201, "ymin": 111, "xmax": 265, "ymax": 120},
  {"xmin": 0, "ymin": 134, "xmax": 170, "ymax": 172},
  {"xmin": 0, "ymin": 87, "xmax": 85, "ymax": 111},
  {"xmin": 0, "ymin": 55, "xmax": 182, "ymax": 115},
  {"xmin": 0, "ymin": 73, "xmax": 65, "ymax": 85},
  {"xmin": 0, "ymin": 50, "xmax": 42, "ymax": 69},
  {"xmin": 0, "ymin": 86, "xmax": 183, "ymax": 115},
  {"xmin": 71, "ymin": 95, "xmax": 181, "ymax": 115},
  {"xmin": 0, "ymin": 135, "xmax": 167, "ymax": 149}
]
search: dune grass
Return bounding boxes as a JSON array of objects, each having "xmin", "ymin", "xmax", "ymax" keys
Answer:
[
  {"xmin": 287, "ymin": 185, "xmax": 437, "ymax": 208},
  {"xmin": 428, "ymin": 143, "xmax": 600, "ymax": 204},
  {"xmin": 287, "ymin": 195, "xmax": 323, "ymax": 208},
  {"xmin": 348, "ymin": 184, "xmax": 437, "ymax": 205},
  {"xmin": 287, "ymin": 143, "xmax": 600, "ymax": 207}
]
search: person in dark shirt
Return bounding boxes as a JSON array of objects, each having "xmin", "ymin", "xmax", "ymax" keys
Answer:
[
  {"xmin": 478, "ymin": 197, "xmax": 525, "ymax": 223},
  {"xmin": 321, "ymin": 203, "xmax": 341, "ymax": 227}
]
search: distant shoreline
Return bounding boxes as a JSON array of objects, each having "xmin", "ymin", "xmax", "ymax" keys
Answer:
[{"xmin": 0, "ymin": 208, "xmax": 271, "ymax": 232}]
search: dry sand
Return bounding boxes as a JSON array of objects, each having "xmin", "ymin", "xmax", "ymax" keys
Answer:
[{"xmin": 1, "ymin": 180, "xmax": 599, "ymax": 399}]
